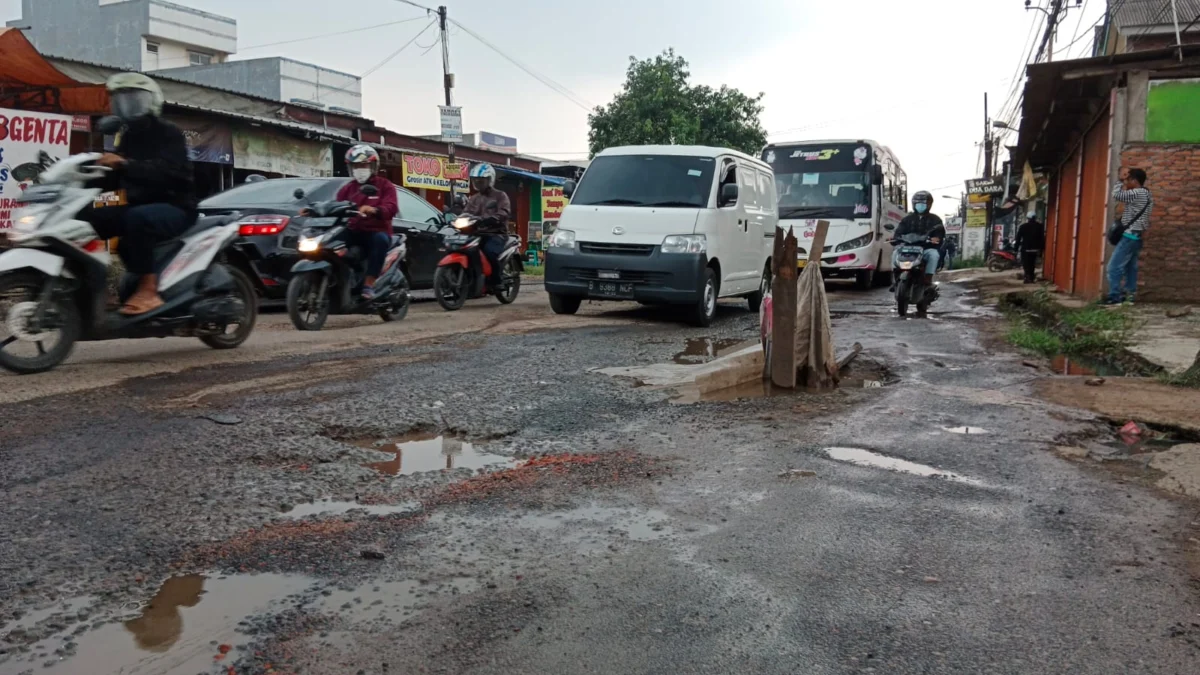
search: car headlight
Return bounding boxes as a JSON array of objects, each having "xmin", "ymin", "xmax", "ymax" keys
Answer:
[
  {"xmin": 836, "ymin": 232, "xmax": 874, "ymax": 253},
  {"xmin": 548, "ymin": 229, "xmax": 576, "ymax": 249},
  {"xmin": 661, "ymin": 234, "xmax": 706, "ymax": 254},
  {"xmin": 297, "ymin": 236, "xmax": 321, "ymax": 253}
]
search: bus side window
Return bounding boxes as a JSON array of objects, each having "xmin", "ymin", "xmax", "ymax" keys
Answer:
[{"xmin": 898, "ymin": 168, "xmax": 908, "ymax": 207}]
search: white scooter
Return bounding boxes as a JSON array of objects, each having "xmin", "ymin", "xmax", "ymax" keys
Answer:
[{"xmin": 0, "ymin": 152, "xmax": 257, "ymax": 374}]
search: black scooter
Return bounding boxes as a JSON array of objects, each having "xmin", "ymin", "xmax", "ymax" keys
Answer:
[
  {"xmin": 892, "ymin": 232, "xmax": 940, "ymax": 317},
  {"xmin": 285, "ymin": 186, "xmax": 411, "ymax": 331}
]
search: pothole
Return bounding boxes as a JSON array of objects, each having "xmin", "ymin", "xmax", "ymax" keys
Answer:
[
  {"xmin": 351, "ymin": 431, "xmax": 517, "ymax": 476},
  {"xmin": 1050, "ymin": 354, "xmax": 1128, "ymax": 377},
  {"xmin": 517, "ymin": 505, "xmax": 677, "ymax": 541},
  {"xmin": 672, "ymin": 337, "xmax": 750, "ymax": 364},
  {"xmin": 283, "ymin": 499, "xmax": 422, "ymax": 519},
  {"xmin": 10, "ymin": 573, "xmax": 313, "ymax": 674},
  {"xmin": 316, "ymin": 577, "xmax": 480, "ymax": 625},
  {"xmin": 823, "ymin": 447, "xmax": 984, "ymax": 486}
]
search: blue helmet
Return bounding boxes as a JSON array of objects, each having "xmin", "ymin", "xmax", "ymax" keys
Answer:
[{"xmin": 469, "ymin": 163, "xmax": 496, "ymax": 189}]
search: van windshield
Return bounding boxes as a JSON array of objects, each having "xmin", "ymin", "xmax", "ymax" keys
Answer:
[{"xmin": 570, "ymin": 155, "xmax": 715, "ymax": 208}]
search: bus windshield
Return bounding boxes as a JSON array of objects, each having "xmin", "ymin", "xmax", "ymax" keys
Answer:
[{"xmin": 762, "ymin": 143, "xmax": 873, "ymax": 220}]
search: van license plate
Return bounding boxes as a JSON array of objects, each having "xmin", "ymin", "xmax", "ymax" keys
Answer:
[{"xmin": 588, "ymin": 281, "xmax": 634, "ymax": 299}]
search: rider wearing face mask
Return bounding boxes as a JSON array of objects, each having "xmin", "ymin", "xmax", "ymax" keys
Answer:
[
  {"xmin": 334, "ymin": 146, "xmax": 398, "ymax": 299},
  {"xmin": 890, "ymin": 190, "xmax": 945, "ymax": 292}
]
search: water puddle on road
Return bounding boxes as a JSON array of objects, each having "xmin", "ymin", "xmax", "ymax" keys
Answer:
[
  {"xmin": 672, "ymin": 337, "xmax": 750, "ymax": 364},
  {"xmin": 354, "ymin": 432, "xmax": 517, "ymax": 476},
  {"xmin": 284, "ymin": 498, "xmax": 422, "ymax": 519},
  {"xmin": 11, "ymin": 573, "xmax": 313, "ymax": 675},
  {"xmin": 943, "ymin": 426, "xmax": 990, "ymax": 435},
  {"xmin": 824, "ymin": 447, "xmax": 984, "ymax": 486},
  {"xmin": 1050, "ymin": 353, "xmax": 1128, "ymax": 377}
]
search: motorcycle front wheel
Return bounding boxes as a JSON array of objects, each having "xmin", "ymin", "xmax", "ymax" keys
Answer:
[
  {"xmin": 496, "ymin": 258, "xmax": 521, "ymax": 305},
  {"xmin": 286, "ymin": 271, "xmax": 331, "ymax": 331},
  {"xmin": 379, "ymin": 288, "xmax": 410, "ymax": 322},
  {"xmin": 200, "ymin": 265, "xmax": 258, "ymax": 349},
  {"xmin": 895, "ymin": 277, "xmax": 911, "ymax": 317},
  {"xmin": 0, "ymin": 272, "xmax": 81, "ymax": 375},
  {"xmin": 987, "ymin": 256, "xmax": 1007, "ymax": 272},
  {"xmin": 434, "ymin": 266, "xmax": 468, "ymax": 311}
]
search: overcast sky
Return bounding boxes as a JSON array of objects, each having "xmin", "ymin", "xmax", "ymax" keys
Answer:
[{"xmin": 2, "ymin": 0, "xmax": 1107, "ymax": 215}]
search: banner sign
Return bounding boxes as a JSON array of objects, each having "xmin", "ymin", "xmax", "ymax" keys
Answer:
[
  {"xmin": 966, "ymin": 177, "xmax": 1004, "ymax": 196},
  {"xmin": 401, "ymin": 153, "xmax": 468, "ymax": 192},
  {"xmin": 944, "ymin": 216, "xmax": 963, "ymax": 234},
  {"xmin": 232, "ymin": 128, "xmax": 332, "ymax": 177},
  {"xmin": 439, "ymin": 106, "xmax": 463, "ymax": 144},
  {"xmin": 542, "ymin": 185, "xmax": 568, "ymax": 220},
  {"xmin": 0, "ymin": 108, "xmax": 71, "ymax": 230},
  {"xmin": 71, "ymin": 115, "xmax": 91, "ymax": 132},
  {"xmin": 170, "ymin": 116, "xmax": 233, "ymax": 165},
  {"xmin": 477, "ymin": 131, "xmax": 517, "ymax": 154}
]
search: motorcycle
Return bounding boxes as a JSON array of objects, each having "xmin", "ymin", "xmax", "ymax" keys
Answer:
[
  {"xmin": 433, "ymin": 210, "xmax": 523, "ymax": 311},
  {"xmin": 0, "ymin": 152, "xmax": 257, "ymax": 374},
  {"xmin": 987, "ymin": 240, "xmax": 1018, "ymax": 272},
  {"xmin": 285, "ymin": 186, "xmax": 411, "ymax": 331},
  {"xmin": 892, "ymin": 232, "xmax": 940, "ymax": 318}
]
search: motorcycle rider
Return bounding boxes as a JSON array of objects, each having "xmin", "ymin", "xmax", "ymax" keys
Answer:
[
  {"xmin": 333, "ymin": 145, "xmax": 398, "ymax": 299},
  {"xmin": 889, "ymin": 190, "xmax": 945, "ymax": 292},
  {"xmin": 463, "ymin": 163, "xmax": 511, "ymax": 289},
  {"xmin": 81, "ymin": 73, "xmax": 196, "ymax": 315}
]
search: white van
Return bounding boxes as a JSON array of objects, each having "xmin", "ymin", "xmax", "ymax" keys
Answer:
[{"xmin": 543, "ymin": 145, "xmax": 778, "ymax": 326}]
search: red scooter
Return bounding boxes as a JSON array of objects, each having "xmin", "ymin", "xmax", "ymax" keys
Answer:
[
  {"xmin": 987, "ymin": 240, "xmax": 1018, "ymax": 272},
  {"xmin": 433, "ymin": 211, "xmax": 523, "ymax": 311}
]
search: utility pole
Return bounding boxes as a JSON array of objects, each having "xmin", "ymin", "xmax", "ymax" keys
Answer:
[
  {"xmin": 1027, "ymin": 0, "xmax": 1084, "ymax": 62},
  {"xmin": 983, "ymin": 93, "xmax": 993, "ymax": 179},
  {"xmin": 438, "ymin": 5, "xmax": 455, "ymax": 165}
]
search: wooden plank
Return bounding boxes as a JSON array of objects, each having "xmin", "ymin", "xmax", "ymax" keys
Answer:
[
  {"xmin": 770, "ymin": 226, "xmax": 798, "ymax": 388},
  {"xmin": 807, "ymin": 219, "xmax": 830, "ymax": 263}
]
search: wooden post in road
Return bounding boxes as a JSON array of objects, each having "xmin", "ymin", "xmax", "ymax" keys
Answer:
[
  {"xmin": 797, "ymin": 220, "xmax": 836, "ymax": 389},
  {"xmin": 769, "ymin": 226, "xmax": 798, "ymax": 388}
]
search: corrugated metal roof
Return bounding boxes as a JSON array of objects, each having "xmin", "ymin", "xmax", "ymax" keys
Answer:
[{"xmin": 1113, "ymin": 0, "xmax": 1200, "ymax": 29}]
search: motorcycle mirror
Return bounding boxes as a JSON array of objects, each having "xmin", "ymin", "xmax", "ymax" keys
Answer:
[
  {"xmin": 97, "ymin": 115, "xmax": 123, "ymax": 135},
  {"xmin": 884, "ymin": 224, "xmax": 896, "ymax": 231},
  {"xmin": 871, "ymin": 165, "xmax": 884, "ymax": 186},
  {"xmin": 293, "ymin": 188, "xmax": 306, "ymax": 200},
  {"xmin": 563, "ymin": 180, "xmax": 577, "ymax": 198},
  {"xmin": 360, "ymin": 184, "xmax": 378, "ymax": 196}
]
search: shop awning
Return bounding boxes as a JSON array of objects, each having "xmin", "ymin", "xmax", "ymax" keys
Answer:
[
  {"xmin": 495, "ymin": 165, "xmax": 566, "ymax": 185},
  {"xmin": 0, "ymin": 28, "xmax": 108, "ymax": 113}
]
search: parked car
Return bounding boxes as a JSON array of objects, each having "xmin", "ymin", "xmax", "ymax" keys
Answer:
[{"xmin": 198, "ymin": 177, "xmax": 451, "ymax": 299}]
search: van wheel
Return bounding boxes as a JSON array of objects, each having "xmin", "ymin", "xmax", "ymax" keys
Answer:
[
  {"xmin": 549, "ymin": 293, "xmax": 581, "ymax": 315},
  {"xmin": 854, "ymin": 268, "xmax": 875, "ymax": 291},
  {"xmin": 747, "ymin": 265, "xmax": 771, "ymax": 312},
  {"xmin": 690, "ymin": 268, "xmax": 718, "ymax": 327}
]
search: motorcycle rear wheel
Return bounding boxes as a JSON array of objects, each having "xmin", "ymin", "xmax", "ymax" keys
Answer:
[
  {"xmin": 987, "ymin": 256, "xmax": 1007, "ymax": 272},
  {"xmin": 434, "ymin": 266, "xmax": 468, "ymax": 311},
  {"xmin": 0, "ymin": 272, "xmax": 81, "ymax": 375},
  {"xmin": 200, "ymin": 265, "xmax": 258, "ymax": 349},
  {"xmin": 287, "ymin": 271, "xmax": 330, "ymax": 331}
]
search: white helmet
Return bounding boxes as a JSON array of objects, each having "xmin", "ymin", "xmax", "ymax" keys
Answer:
[
  {"xmin": 106, "ymin": 72, "xmax": 165, "ymax": 121},
  {"xmin": 469, "ymin": 163, "xmax": 496, "ymax": 190}
]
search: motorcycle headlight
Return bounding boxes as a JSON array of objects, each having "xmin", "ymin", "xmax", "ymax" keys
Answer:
[
  {"xmin": 836, "ymin": 232, "xmax": 874, "ymax": 253},
  {"xmin": 297, "ymin": 236, "xmax": 321, "ymax": 253},
  {"xmin": 661, "ymin": 234, "xmax": 706, "ymax": 254},
  {"xmin": 12, "ymin": 205, "xmax": 51, "ymax": 233},
  {"xmin": 454, "ymin": 216, "xmax": 473, "ymax": 230},
  {"xmin": 548, "ymin": 229, "xmax": 576, "ymax": 249}
]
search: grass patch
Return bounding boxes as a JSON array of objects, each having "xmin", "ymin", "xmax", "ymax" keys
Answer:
[
  {"xmin": 523, "ymin": 265, "xmax": 545, "ymax": 277},
  {"xmin": 1006, "ymin": 323, "xmax": 1063, "ymax": 356},
  {"xmin": 1000, "ymin": 288, "xmax": 1139, "ymax": 360},
  {"xmin": 953, "ymin": 255, "xmax": 986, "ymax": 270}
]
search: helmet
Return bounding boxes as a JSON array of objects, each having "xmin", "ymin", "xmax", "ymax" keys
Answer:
[
  {"xmin": 345, "ymin": 145, "xmax": 379, "ymax": 184},
  {"xmin": 106, "ymin": 72, "xmax": 164, "ymax": 121},
  {"xmin": 912, "ymin": 191, "xmax": 933, "ymax": 212},
  {"xmin": 469, "ymin": 163, "xmax": 496, "ymax": 190}
]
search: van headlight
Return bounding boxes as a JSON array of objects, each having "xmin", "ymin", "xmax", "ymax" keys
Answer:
[
  {"xmin": 297, "ymin": 235, "xmax": 321, "ymax": 253},
  {"xmin": 836, "ymin": 233, "xmax": 874, "ymax": 252},
  {"xmin": 548, "ymin": 229, "xmax": 575, "ymax": 248},
  {"xmin": 661, "ymin": 234, "xmax": 706, "ymax": 254}
]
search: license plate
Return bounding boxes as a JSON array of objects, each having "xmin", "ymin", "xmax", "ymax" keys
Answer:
[
  {"xmin": 588, "ymin": 280, "xmax": 634, "ymax": 298},
  {"xmin": 598, "ymin": 270, "xmax": 621, "ymax": 280}
]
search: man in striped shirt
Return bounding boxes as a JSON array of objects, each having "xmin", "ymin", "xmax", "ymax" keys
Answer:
[{"xmin": 1105, "ymin": 168, "xmax": 1152, "ymax": 305}]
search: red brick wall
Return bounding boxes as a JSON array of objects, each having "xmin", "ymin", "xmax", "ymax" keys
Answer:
[{"xmin": 1119, "ymin": 144, "xmax": 1200, "ymax": 302}]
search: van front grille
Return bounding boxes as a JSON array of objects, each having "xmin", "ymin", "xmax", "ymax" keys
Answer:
[{"xmin": 579, "ymin": 242, "xmax": 655, "ymax": 256}]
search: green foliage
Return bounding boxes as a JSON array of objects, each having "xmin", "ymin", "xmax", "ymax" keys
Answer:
[
  {"xmin": 588, "ymin": 49, "xmax": 767, "ymax": 156},
  {"xmin": 1001, "ymin": 290, "xmax": 1139, "ymax": 359},
  {"xmin": 1006, "ymin": 323, "xmax": 1063, "ymax": 356},
  {"xmin": 953, "ymin": 255, "xmax": 986, "ymax": 269}
]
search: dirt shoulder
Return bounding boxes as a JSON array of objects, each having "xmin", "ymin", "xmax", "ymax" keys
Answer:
[{"xmin": 1034, "ymin": 377, "xmax": 1200, "ymax": 434}]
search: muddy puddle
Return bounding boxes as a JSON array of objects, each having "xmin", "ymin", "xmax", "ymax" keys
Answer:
[
  {"xmin": 1050, "ymin": 354, "xmax": 1128, "ymax": 377},
  {"xmin": 284, "ymin": 498, "xmax": 422, "ymax": 519},
  {"xmin": 672, "ymin": 337, "xmax": 751, "ymax": 364},
  {"xmin": 353, "ymin": 432, "xmax": 517, "ymax": 476},
  {"xmin": 8, "ymin": 573, "xmax": 313, "ymax": 674},
  {"xmin": 824, "ymin": 447, "xmax": 984, "ymax": 486},
  {"xmin": 674, "ymin": 371, "xmax": 892, "ymax": 404}
]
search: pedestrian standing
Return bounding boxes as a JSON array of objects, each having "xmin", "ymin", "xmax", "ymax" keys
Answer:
[
  {"xmin": 1105, "ymin": 168, "xmax": 1153, "ymax": 304},
  {"xmin": 942, "ymin": 236, "xmax": 958, "ymax": 271},
  {"xmin": 1014, "ymin": 213, "xmax": 1045, "ymax": 283}
]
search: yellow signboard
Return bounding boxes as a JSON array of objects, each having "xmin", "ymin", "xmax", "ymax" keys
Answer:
[
  {"xmin": 542, "ymin": 185, "xmax": 568, "ymax": 220},
  {"xmin": 401, "ymin": 153, "xmax": 469, "ymax": 193}
]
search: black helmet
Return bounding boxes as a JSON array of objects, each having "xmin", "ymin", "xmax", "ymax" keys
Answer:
[{"xmin": 912, "ymin": 191, "xmax": 933, "ymax": 211}]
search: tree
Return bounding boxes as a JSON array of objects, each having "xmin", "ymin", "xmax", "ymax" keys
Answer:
[{"xmin": 588, "ymin": 49, "xmax": 766, "ymax": 157}]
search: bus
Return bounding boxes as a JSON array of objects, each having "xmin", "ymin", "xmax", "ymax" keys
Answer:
[{"xmin": 760, "ymin": 140, "xmax": 907, "ymax": 289}]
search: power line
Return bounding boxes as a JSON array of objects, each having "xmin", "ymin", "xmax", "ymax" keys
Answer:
[
  {"xmin": 389, "ymin": 0, "xmax": 437, "ymax": 13},
  {"xmin": 449, "ymin": 18, "xmax": 594, "ymax": 111},
  {"xmin": 360, "ymin": 19, "xmax": 438, "ymax": 79}
]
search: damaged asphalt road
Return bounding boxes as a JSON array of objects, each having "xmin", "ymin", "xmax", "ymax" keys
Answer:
[{"xmin": 2, "ymin": 283, "xmax": 1199, "ymax": 674}]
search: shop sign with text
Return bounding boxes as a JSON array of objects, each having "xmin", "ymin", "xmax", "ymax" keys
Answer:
[
  {"xmin": 542, "ymin": 185, "xmax": 568, "ymax": 220},
  {"xmin": 0, "ymin": 108, "xmax": 71, "ymax": 230},
  {"xmin": 402, "ymin": 153, "xmax": 469, "ymax": 192}
]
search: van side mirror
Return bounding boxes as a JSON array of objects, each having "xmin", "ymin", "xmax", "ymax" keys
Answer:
[
  {"xmin": 563, "ymin": 180, "xmax": 577, "ymax": 198},
  {"xmin": 719, "ymin": 182, "xmax": 739, "ymax": 208},
  {"xmin": 871, "ymin": 165, "xmax": 884, "ymax": 186}
]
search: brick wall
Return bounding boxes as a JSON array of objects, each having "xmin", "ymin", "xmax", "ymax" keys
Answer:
[{"xmin": 1119, "ymin": 144, "xmax": 1200, "ymax": 302}]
